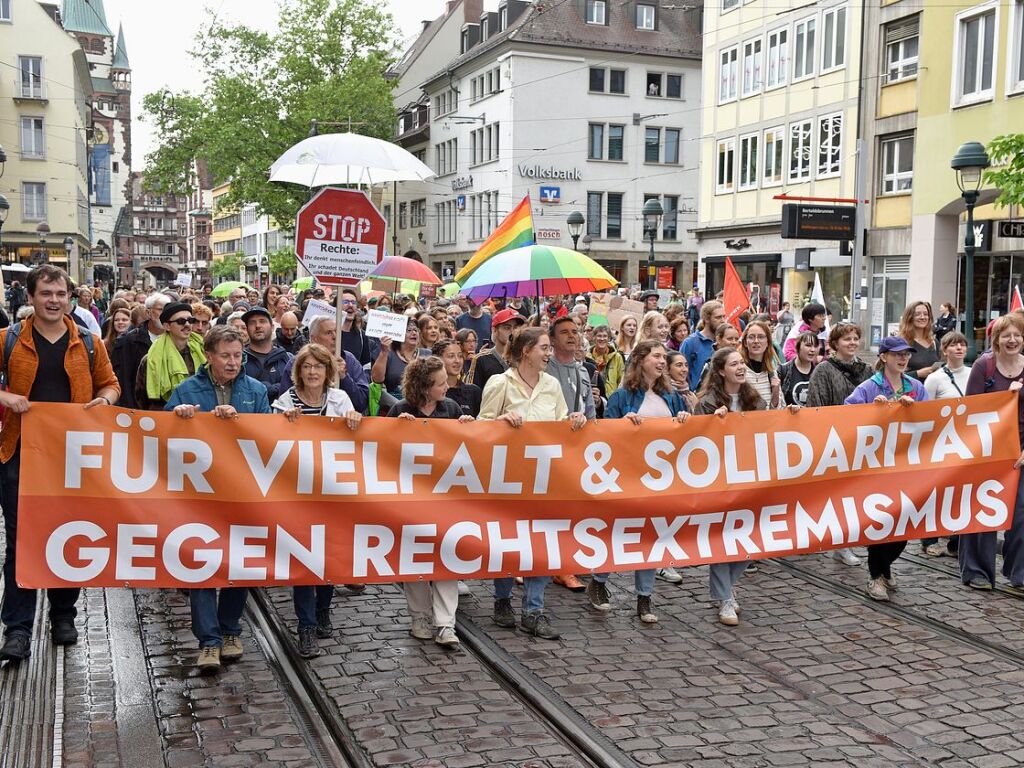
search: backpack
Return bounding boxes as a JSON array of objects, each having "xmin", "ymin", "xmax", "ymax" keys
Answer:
[
  {"xmin": 979, "ymin": 351, "xmax": 1022, "ymax": 392},
  {"xmin": 1, "ymin": 322, "xmax": 95, "ymax": 389}
]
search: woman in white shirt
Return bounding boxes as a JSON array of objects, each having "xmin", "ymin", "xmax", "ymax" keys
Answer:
[{"xmin": 739, "ymin": 319, "xmax": 781, "ymax": 409}]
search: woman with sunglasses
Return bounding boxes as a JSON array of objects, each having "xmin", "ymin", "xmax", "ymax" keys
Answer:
[{"xmin": 135, "ymin": 302, "xmax": 207, "ymax": 410}]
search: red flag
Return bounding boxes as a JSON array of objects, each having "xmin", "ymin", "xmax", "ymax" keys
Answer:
[
  {"xmin": 723, "ymin": 257, "xmax": 750, "ymax": 329},
  {"xmin": 1011, "ymin": 285, "xmax": 1023, "ymax": 313}
]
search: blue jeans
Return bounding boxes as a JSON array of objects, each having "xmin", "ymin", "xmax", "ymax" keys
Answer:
[
  {"xmin": 1, "ymin": 451, "xmax": 79, "ymax": 638},
  {"xmin": 293, "ymin": 585, "xmax": 333, "ymax": 629},
  {"xmin": 493, "ymin": 576, "xmax": 550, "ymax": 614},
  {"xmin": 190, "ymin": 587, "xmax": 248, "ymax": 647},
  {"xmin": 593, "ymin": 569, "xmax": 656, "ymax": 597}
]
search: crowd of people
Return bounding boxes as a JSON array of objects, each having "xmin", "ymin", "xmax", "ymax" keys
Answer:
[{"xmin": 0, "ymin": 266, "xmax": 1021, "ymax": 676}]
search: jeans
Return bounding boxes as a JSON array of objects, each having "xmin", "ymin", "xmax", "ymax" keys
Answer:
[
  {"xmin": 960, "ymin": 470, "xmax": 1024, "ymax": 586},
  {"xmin": 709, "ymin": 561, "xmax": 749, "ymax": 602},
  {"xmin": 494, "ymin": 576, "xmax": 550, "ymax": 614},
  {"xmin": 293, "ymin": 585, "xmax": 333, "ymax": 629},
  {"xmin": 190, "ymin": 587, "xmax": 249, "ymax": 647},
  {"xmin": 867, "ymin": 541, "xmax": 907, "ymax": 579},
  {"xmin": 593, "ymin": 569, "xmax": 656, "ymax": 597},
  {"xmin": 1, "ymin": 451, "xmax": 80, "ymax": 638}
]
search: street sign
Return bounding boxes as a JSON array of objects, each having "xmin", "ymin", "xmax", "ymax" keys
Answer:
[
  {"xmin": 781, "ymin": 204, "xmax": 856, "ymax": 241},
  {"xmin": 294, "ymin": 188, "xmax": 387, "ymax": 286},
  {"xmin": 999, "ymin": 220, "xmax": 1024, "ymax": 239}
]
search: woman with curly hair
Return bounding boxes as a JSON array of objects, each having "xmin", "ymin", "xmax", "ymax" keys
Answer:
[{"xmin": 667, "ymin": 315, "xmax": 690, "ymax": 351}]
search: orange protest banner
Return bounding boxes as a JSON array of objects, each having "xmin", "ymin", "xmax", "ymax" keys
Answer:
[{"xmin": 16, "ymin": 395, "xmax": 1021, "ymax": 589}]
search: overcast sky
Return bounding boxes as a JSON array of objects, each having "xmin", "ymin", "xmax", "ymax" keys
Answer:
[{"xmin": 100, "ymin": 0, "xmax": 447, "ymax": 161}]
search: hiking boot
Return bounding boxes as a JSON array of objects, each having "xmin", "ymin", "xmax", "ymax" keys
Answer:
[
  {"xmin": 0, "ymin": 633, "xmax": 31, "ymax": 662},
  {"xmin": 434, "ymin": 626, "xmax": 460, "ymax": 647},
  {"xmin": 718, "ymin": 599, "xmax": 739, "ymax": 626},
  {"xmin": 342, "ymin": 584, "xmax": 366, "ymax": 594},
  {"xmin": 924, "ymin": 542, "xmax": 947, "ymax": 557},
  {"xmin": 457, "ymin": 581, "xmax": 471, "ymax": 596},
  {"xmin": 637, "ymin": 595, "xmax": 658, "ymax": 624},
  {"xmin": 410, "ymin": 616, "xmax": 433, "ymax": 640},
  {"xmin": 315, "ymin": 608, "xmax": 333, "ymax": 639},
  {"xmin": 553, "ymin": 574, "xmax": 586, "ymax": 592},
  {"xmin": 866, "ymin": 578, "xmax": 890, "ymax": 601},
  {"xmin": 297, "ymin": 626, "xmax": 320, "ymax": 659},
  {"xmin": 967, "ymin": 577, "xmax": 993, "ymax": 591},
  {"xmin": 51, "ymin": 617, "xmax": 79, "ymax": 646},
  {"xmin": 882, "ymin": 574, "xmax": 898, "ymax": 592},
  {"xmin": 655, "ymin": 566, "xmax": 683, "ymax": 584},
  {"xmin": 220, "ymin": 635, "xmax": 244, "ymax": 661},
  {"xmin": 520, "ymin": 612, "xmax": 560, "ymax": 640},
  {"xmin": 493, "ymin": 598, "xmax": 516, "ymax": 628},
  {"xmin": 831, "ymin": 548, "xmax": 861, "ymax": 566},
  {"xmin": 587, "ymin": 579, "xmax": 611, "ymax": 611},
  {"xmin": 196, "ymin": 646, "xmax": 220, "ymax": 673}
]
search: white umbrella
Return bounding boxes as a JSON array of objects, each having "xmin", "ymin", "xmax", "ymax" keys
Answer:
[
  {"xmin": 269, "ymin": 133, "xmax": 435, "ymax": 187},
  {"xmin": 3, "ymin": 263, "xmax": 31, "ymax": 273}
]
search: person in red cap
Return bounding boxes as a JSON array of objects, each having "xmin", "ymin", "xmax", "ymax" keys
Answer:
[{"xmin": 473, "ymin": 308, "xmax": 526, "ymax": 392}]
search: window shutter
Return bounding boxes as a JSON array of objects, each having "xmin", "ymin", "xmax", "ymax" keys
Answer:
[{"xmin": 885, "ymin": 16, "xmax": 919, "ymax": 45}]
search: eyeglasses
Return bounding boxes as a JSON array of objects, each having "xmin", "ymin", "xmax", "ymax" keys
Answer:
[
  {"xmin": 167, "ymin": 317, "xmax": 196, "ymax": 327},
  {"xmin": 340, "ymin": 299, "xmax": 357, "ymax": 306},
  {"xmin": 300, "ymin": 362, "xmax": 327, "ymax": 371}
]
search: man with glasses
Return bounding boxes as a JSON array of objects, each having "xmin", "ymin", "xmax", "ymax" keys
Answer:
[
  {"xmin": 242, "ymin": 306, "xmax": 293, "ymax": 402},
  {"xmin": 134, "ymin": 302, "xmax": 208, "ymax": 410},
  {"xmin": 338, "ymin": 287, "xmax": 378, "ymax": 366}
]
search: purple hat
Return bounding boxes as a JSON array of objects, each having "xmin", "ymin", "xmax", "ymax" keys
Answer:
[{"xmin": 879, "ymin": 336, "xmax": 913, "ymax": 354}]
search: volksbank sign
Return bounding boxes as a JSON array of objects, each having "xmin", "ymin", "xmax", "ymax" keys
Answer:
[{"xmin": 517, "ymin": 164, "xmax": 582, "ymax": 181}]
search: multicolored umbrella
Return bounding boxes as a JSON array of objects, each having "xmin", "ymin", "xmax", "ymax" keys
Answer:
[
  {"xmin": 455, "ymin": 245, "xmax": 618, "ymax": 301},
  {"xmin": 365, "ymin": 255, "xmax": 442, "ymax": 285},
  {"xmin": 210, "ymin": 281, "xmax": 253, "ymax": 299}
]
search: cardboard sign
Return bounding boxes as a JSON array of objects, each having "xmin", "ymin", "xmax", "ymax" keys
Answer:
[
  {"xmin": 300, "ymin": 299, "xmax": 336, "ymax": 328},
  {"xmin": 174, "ymin": 272, "xmax": 193, "ymax": 289},
  {"xmin": 365, "ymin": 309, "xmax": 408, "ymax": 342},
  {"xmin": 588, "ymin": 293, "xmax": 611, "ymax": 327}
]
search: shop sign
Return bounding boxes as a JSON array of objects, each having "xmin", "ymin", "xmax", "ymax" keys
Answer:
[
  {"xmin": 536, "ymin": 228, "xmax": 561, "ymax": 240},
  {"xmin": 540, "ymin": 186, "xmax": 561, "ymax": 203},
  {"xmin": 999, "ymin": 220, "xmax": 1024, "ymax": 239},
  {"xmin": 781, "ymin": 204, "xmax": 856, "ymax": 241},
  {"xmin": 517, "ymin": 164, "xmax": 582, "ymax": 180},
  {"xmin": 451, "ymin": 176, "xmax": 474, "ymax": 192}
]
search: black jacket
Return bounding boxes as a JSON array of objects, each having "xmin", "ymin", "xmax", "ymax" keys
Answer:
[
  {"xmin": 111, "ymin": 323, "xmax": 153, "ymax": 408},
  {"xmin": 244, "ymin": 344, "xmax": 294, "ymax": 402},
  {"xmin": 274, "ymin": 327, "xmax": 306, "ymax": 355}
]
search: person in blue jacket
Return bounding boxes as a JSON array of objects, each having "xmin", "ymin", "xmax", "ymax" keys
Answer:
[
  {"xmin": 589, "ymin": 340, "xmax": 690, "ymax": 622},
  {"xmin": 844, "ymin": 335, "xmax": 929, "ymax": 602},
  {"xmin": 165, "ymin": 324, "xmax": 271, "ymax": 673}
]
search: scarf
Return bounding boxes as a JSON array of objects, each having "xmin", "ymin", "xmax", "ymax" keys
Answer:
[{"xmin": 146, "ymin": 332, "xmax": 206, "ymax": 401}]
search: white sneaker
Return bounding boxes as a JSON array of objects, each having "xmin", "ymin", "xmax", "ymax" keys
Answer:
[
  {"xmin": 718, "ymin": 599, "xmax": 739, "ymax": 626},
  {"xmin": 457, "ymin": 581, "xmax": 470, "ymax": 596},
  {"xmin": 656, "ymin": 566, "xmax": 683, "ymax": 584},
  {"xmin": 410, "ymin": 617, "xmax": 433, "ymax": 640},
  {"xmin": 866, "ymin": 578, "xmax": 890, "ymax": 601},
  {"xmin": 882, "ymin": 574, "xmax": 898, "ymax": 592},
  {"xmin": 831, "ymin": 548, "xmax": 861, "ymax": 566},
  {"xmin": 434, "ymin": 626, "xmax": 460, "ymax": 646}
]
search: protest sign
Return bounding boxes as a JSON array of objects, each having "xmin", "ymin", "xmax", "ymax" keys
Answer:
[
  {"xmin": 365, "ymin": 309, "xmax": 408, "ymax": 341},
  {"xmin": 174, "ymin": 273, "xmax": 193, "ymax": 289},
  {"xmin": 300, "ymin": 299, "xmax": 335, "ymax": 328},
  {"xmin": 17, "ymin": 395, "xmax": 1021, "ymax": 588},
  {"xmin": 588, "ymin": 293, "xmax": 610, "ymax": 327}
]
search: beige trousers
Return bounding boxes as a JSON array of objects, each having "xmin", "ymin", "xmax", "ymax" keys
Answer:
[{"xmin": 403, "ymin": 580, "xmax": 459, "ymax": 628}]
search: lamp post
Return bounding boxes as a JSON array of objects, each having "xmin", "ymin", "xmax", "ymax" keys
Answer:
[
  {"xmin": 642, "ymin": 198, "xmax": 664, "ymax": 290},
  {"xmin": 951, "ymin": 141, "xmax": 991, "ymax": 362},
  {"xmin": 566, "ymin": 211, "xmax": 585, "ymax": 251},
  {"xmin": 580, "ymin": 234, "xmax": 592, "ymax": 255},
  {"xmin": 63, "ymin": 236, "xmax": 74, "ymax": 276},
  {"xmin": 35, "ymin": 222, "xmax": 50, "ymax": 266},
  {"xmin": 0, "ymin": 143, "xmax": 7, "ymax": 178},
  {"xmin": 0, "ymin": 194, "xmax": 9, "ymax": 261}
]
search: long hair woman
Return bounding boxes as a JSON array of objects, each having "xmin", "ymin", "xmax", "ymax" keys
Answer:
[
  {"xmin": 899, "ymin": 301, "xmax": 940, "ymax": 381},
  {"xmin": 667, "ymin": 316, "xmax": 690, "ymax": 351},
  {"xmin": 371, "ymin": 316, "xmax": 430, "ymax": 398},
  {"xmin": 433, "ymin": 339, "xmax": 481, "ymax": 417},
  {"xmin": 102, "ymin": 306, "xmax": 133, "ymax": 356},
  {"xmin": 739, "ymin": 319, "xmax": 780, "ymax": 408},
  {"xmin": 616, "ymin": 314, "xmax": 639, "ymax": 357},
  {"xmin": 638, "ymin": 311, "xmax": 670, "ymax": 345},
  {"xmin": 479, "ymin": 327, "xmax": 585, "ymax": 640}
]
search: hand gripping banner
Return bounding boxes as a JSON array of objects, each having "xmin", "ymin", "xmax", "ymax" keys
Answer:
[{"xmin": 15, "ymin": 394, "xmax": 1021, "ymax": 588}]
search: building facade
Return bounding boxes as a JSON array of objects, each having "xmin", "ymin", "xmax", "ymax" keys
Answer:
[
  {"xmin": 240, "ymin": 203, "xmax": 293, "ymax": 288},
  {"xmin": 128, "ymin": 172, "xmax": 185, "ymax": 285},
  {"xmin": 697, "ymin": 0, "xmax": 861, "ymax": 319},
  {"xmin": 183, "ymin": 158, "xmax": 213, "ymax": 285},
  {"xmin": 210, "ymin": 182, "xmax": 242, "ymax": 282},
  {"xmin": 0, "ymin": 0, "xmax": 92, "ymax": 280}
]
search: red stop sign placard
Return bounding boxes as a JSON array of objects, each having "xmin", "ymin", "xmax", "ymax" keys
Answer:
[{"xmin": 294, "ymin": 188, "xmax": 387, "ymax": 286}]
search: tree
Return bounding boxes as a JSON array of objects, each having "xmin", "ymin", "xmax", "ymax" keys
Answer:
[
  {"xmin": 983, "ymin": 134, "xmax": 1024, "ymax": 207},
  {"xmin": 211, "ymin": 253, "xmax": 243, "ymax": 281},
  {"xmin": 268, "ymin": 248, "xmax": 297, "ymax": 278},
  {"xmin": 142, "ymin": 0, "xmax": 398, "ymax": 229}
]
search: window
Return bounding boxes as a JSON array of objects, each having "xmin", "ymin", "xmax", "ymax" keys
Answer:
[
  {"xmin": 766, "ymin": 28, "xmax": 789, "ymax": 89},
  {"xmin": 646, "ymin": 72, "xmax": 681, "ymax": 98},
  {"xmin": 411, "ymin": 200, "xmax": 426, "ymax": 228},
  {"xmin": 470, "ymin": 191, "xmax": 500, "ymax": 240},
  {"xmin": 590, "ymin": 67, "xmax": 626, "ymax": 94},
  {"xmin": 646, "ymin": 72, "xmax": 661, "ymax": 96},
  {"xmin": 589, "ymin": 124, "xmax": 625, "ymax": 160},
  {"xmin": 0, "ymin": 0, "xmax": 10, "ymax": 21},
  {"xmin": 586, "ymin": 0, "xmax": 606, "ymax": 24},
  {"xmin": 470, "ymin": 122, "xmax": 500, "ymax": 165},
  {"xmin": 22, "ymin": 182, "xmax": 47, "ymax": 221},
  {"xmin": 589, "ymin": 124, "xmax": 604, "ymax": 159},
  {"xmin": 716, "ymin": 139, "xmax": 735, "ymax": 193},
  {"xmin": 435, "ymin": 200, "xmax": 457, "ymax": 245},
  {"xmin": 719, "ymin": 46, "xmax": 738, "ymax": 103},
  {"xmin": 821, "ymin": 6, "xmax": 847, "ymax": 71},
  {"xmin": 435, "ymin": 139, "xmax": 457, "ymax": 176},
  {"xmin": 1011, "ymin": 0, "xmax": 1024, "ymax": 92},
  {"xmin": 817, "ymin": 113, "xmax": 842, "ymax": 177},
  {"xmin": 742, "ymin": 38, "xmax": 763, "ymax": 96},
  {"xmin": 885, "ymin": 18, "xmax": 919, "ymax": 83},
  {"xmin": 739, "ymin": 133, "xmax": 758, "ymax": 190},
  {"xmin": 399, "ymin": 203, "xmax": 408, "ymax": 230},
  {"xmin": 585, "ymin": 192, "xmax": 623, "ymax": 238},
  {"xmin": 645, "ymin": 128, "xmax": 660, "ymax": 163},
  {"xmin": 500, "ymin": 5, "xmax": 507, "ymax": 30},
  {"xmin": 471, "ymin": 67, "xmax": 501, "ymax": 102},
  {"xmin": 20, "ymin": 117, "xmax": 44, "ymax": 159},
  {"xmin": 587, "ymin": 192, "xmax": 602, "ymax": 237},
  {"xmin": 662, "ymin": 196, "xmax": 679, "ymax": 240},
  {"xmin": 763, "ymin": 126, "xmax": 785, "ymax": 186},
  {"xmin": 954, "ymin": 4, "xmax": 996, "ymax": 105},
  {"xmin": 606, "ymin": 193, "xmax": 622, "ymax": 238},
  {"xmin": 637, "ymin": 3, "xmax": 655, "ymax": 30},
  {"xmin": 18, "ymin": 56, "xmax": 43, "ymax": 98},
  {"xmin": 789, "ymin": 120, "xmax": 813, "ymax": 181},
  {"xmin": 589, "ymin": 67, "xmax": 605, "ymax": 92},
  {"xmin": 608, "ymin": 124, "xmax": 624, "ymax": 160},
  {"xmin": 644, "ymin": 127, "xmax": 681, "ymax": 164},
  {"xmin": 722, "ymin": 0, "xmax": 739, "ymax": 12},
  {"xmin": 664, "ymin": 128, "xmax": 680, "ymax": 164},
  {"xmin": 793, "ymin": 16, "xmax": 817, "ymax": 80},
  {"xmin": 881, "ymin": 135, "xmax": 914, "ymax": 193},
  {"xmin": 434, "ymin": 89, "xmax": 457, "ymax": 119}
]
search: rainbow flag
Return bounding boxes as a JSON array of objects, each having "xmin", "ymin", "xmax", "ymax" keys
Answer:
[{"xmin": 454, "ymin": 195, "xmax": 534, "ymax": 283}]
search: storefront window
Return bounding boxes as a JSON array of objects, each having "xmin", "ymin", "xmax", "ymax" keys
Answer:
[
  {"xmin": 957, "ymin": 252, "xmax": 1023, "ymax": 351},
  {"xmin": 786, "ymin": 268, "xmax": 851, "ymax": 322},
  {"xmin": 705, "ymin": 257, "xmax": 780, "ymax": 306}
]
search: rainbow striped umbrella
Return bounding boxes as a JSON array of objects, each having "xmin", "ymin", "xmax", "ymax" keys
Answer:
[
  {"xmin": 365, "ymin": 255, "xmax": 441, "ymax": 285},
  {"xmin": 456, "ymin": 244, "xmax": 618, "ymax": 301}
]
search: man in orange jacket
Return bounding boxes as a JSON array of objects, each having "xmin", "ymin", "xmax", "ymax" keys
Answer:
[{"xmin": 0, "ymin": 265, "xmax": 120, "ymax": 662}]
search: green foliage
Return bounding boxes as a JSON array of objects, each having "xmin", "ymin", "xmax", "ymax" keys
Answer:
[
  {"xmin": 211, "ymin": 252, "xmax": 242, "ymax": 280},
  {"xmin": 984, "ymin": 134, "xmax": 1024, "ymax": 208},
  {"xmin": 142, "ymin": 0, "xmax": 399, "ymax": 229},
  {"xmin": 268, "ymin": 248, "xmax": 297, "ymax": 277}
]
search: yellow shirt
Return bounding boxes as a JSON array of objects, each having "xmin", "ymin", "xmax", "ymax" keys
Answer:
[{"xmin": 479, "ymin": 369, "xmax": 568, "ymax": 423}]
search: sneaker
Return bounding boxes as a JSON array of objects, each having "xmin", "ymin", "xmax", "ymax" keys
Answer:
[
  {"xmin": 315, "ymin": 608, "xmax": 333, "ymax": 639},
  {"xmin": 434, "ymin": 626, "xmax": 460, "ymax": 646},
  {"xmin": 587, "ymin": 579, "xmax": 611, "ymax": 611},
  {"xmin": 655, "ymin": 566, "xmax": 683, "ymax": 584},
  {"xmin": 520, "ymin": 612, "xmax": 560, "ymax": 640},
  {"xmin": 457, "ymin": 581, "xmax": 471, "ymax": 596},
  {"xmin": 831, "ymin": 548, "xmax": 861, "ymax": 566},
  {"xmin": 866, "ymin": 578, "xmax": 890, "ymax": 601},
  {"xmin": 297, "ymin": 626, "xmax": 320, "ymax": 659},
  {"xmin": 493, "ymin": 598, "xmax": 516, "ymax": 628},
  {"xmin": 196, "ymin": 646, "xmax": 221, "ymax": 673},
  {"xmin": 718, "ymin": 599, "xmax": 739, "ymax": 626},
  {"xmin": 50, "ymin": 617, "xmax": 79, "ymax": 646},
  {"xmin": 220, "ymin": 635, "xmax": 244, "ymax": 661},
  {"xmin": 342, "ymin": 584, "xmax": 366, "ymax": 594},
  {"xmin": 637, "ymin": 595, "xmax": 658, "ymax": 624},
  {"xmin": 882, "ymin": 574, "xmax": 898, "ymax": 592},
  {"xmin": 0, "ymin": 633, "xmax": 31, "ymax": 662},
  {"xmin": 745, "ymin": 562, "xmax": 759, "ymax": 573},
  {"xmin": 967, "ymin": 578, "xmax": 994, "ymax": 591},
  {"xmin": 924, "ymin": 542, "xmax": 947, "ymax": 557},
  {"xmin": 410, "ymin": 616, "xmax": 433, "ymax": 640},
  {"xmin": 553, "ymin": 574, "xmax": 586, "ymax": 592}
]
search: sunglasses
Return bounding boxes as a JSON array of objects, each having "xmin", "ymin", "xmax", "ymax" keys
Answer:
[{"xmin": 167, "ymin": 317, "xmax": 197, "ymax": 327}]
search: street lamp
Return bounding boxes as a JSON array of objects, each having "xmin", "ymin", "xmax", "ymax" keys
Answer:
[
  {"xmin": 35, "ymin": 222, "xmax": 50, "ymax": 266},
  {"xmin": 642, "ymin": 198, "xmax": 663, "ymax": 290},
  {"xmin": 64, "ymin": 236, "xmax": 74, "ymax": 278},
  {"xmin": 566, "ymin": 211, "xmax": 585, "ymax": 251},
  {"xmin": 0, "ymin": 194, "xmax": 9, "ymax": 260},
  {"xmin": 951, "ymin": 140, "xmax": 991, "ymax": 362},
  {"xmin": 0, "ymin": 144, "xmax": 7, "ymax": 178},
  {"xmin": 580, "ymin": 234, "xmax": 592, "ymax": 255}
]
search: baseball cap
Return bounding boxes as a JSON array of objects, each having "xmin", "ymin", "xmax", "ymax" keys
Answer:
[
  {"xmin": 491, "ymin": 308, "xmax": 527, "ymax": 328},
  {"xmin": 879, "ymin": 336, "xmax": 913, "ymax": 354},
  {"xmin": 241, "ymin": 306, "xmax": 273, "ymax": 324}
]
